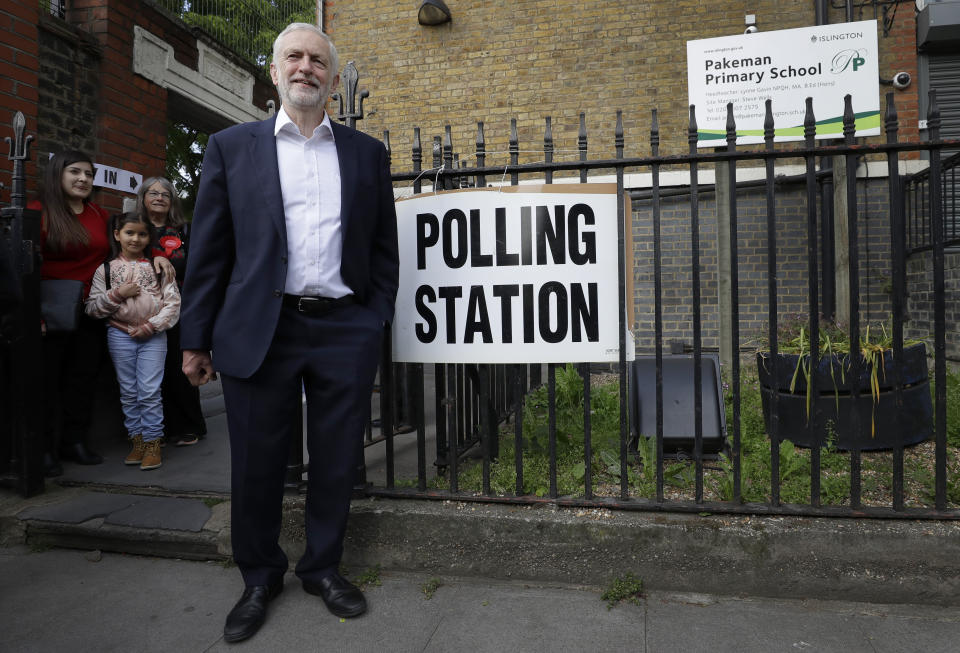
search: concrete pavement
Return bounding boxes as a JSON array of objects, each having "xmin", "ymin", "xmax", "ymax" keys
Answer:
[
  {"xmin": 2, "ymin": 545, "xmax": 959, "ymax": 652},
  {"xmin": 4, "ymin": 378, "xmax": 960, "ymax": 650}
]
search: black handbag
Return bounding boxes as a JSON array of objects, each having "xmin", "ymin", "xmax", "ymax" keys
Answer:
[{"xmin": 40, "ymin": 279, "xmax": 85, "ymax": 333}]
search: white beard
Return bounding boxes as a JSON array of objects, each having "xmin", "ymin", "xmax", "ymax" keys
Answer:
[{"xmin": 281, "ymin": 78, "xmax": 328, "ymax": 110}]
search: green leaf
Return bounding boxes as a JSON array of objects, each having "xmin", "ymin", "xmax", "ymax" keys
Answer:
[{"xmin": 572, "ymin": 462, "xmax": 586, "ymax": 481}]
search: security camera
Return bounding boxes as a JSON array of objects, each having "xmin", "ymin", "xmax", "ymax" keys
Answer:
[
  {"xmin": 744, "ymin": 14, "xmax": 758, "ymax": 34},
  {"xmin": 892, "ymin": 72, "xmax": 912, "ymax": 89},
  {"xmin": 744, "ymin": 25, "xmax": 758, "ymax": 34}
]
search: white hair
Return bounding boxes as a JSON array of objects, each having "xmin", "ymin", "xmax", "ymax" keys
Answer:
[{"xmin": 271, "ymin": 23, "xmax": 339, "ymax": 74}]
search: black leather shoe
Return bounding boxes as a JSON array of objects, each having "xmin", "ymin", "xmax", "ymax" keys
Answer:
[
  {"xmin": 303, "ymin": 572, "xmax": 367, "ymax": 618},
  {"xmin": 43, "ymin": 453, "xmax": 62, "ymax": 478},
  {"xmin": 58, "ymin": 443, "xmax": 103, "ymax": 465},
  {"xmin": 223, "ymin": 581, "xmax": 283, "ymax": 644}
]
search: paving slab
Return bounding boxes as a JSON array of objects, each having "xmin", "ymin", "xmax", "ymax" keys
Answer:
[
  {"xmin": 644, "ymin": 592, "xmax": 960, "ymax": 653},
  {"xmin": 105, "ymin": 495, "xmax": 211, "ymax": 531},
  {"xmin": 58, "ymin": 412, "xmax": 232, "ymax": 494},
  {"xmin": 2, "ymin": 547, "xmax": 958, "ymax": 653},
  {"xmin": 18, "ymin": 492, "xmax": 211, "ymax": 532},
  {"xmin": 17, "ymin": 492, "xmax": 139, "ymax": 524}
]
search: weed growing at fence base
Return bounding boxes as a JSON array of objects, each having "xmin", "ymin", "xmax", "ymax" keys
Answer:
[
  {"xmin": 428, "ymin": 362, "xmax": 960, "ymax": 509},
  {"xmin": 421, "ymin": 577, "xmax": 443, "ymax": 599},
  {"xmin": 352, "ymin": 564, "xmax": 382, "ymax": 590},
  {"xmin": 601, "ymin": 572, "xmax": 643, "ymax": 609}
]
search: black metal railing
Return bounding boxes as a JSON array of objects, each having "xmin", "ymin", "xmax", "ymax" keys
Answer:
[
  {"xmin": 905, "ymin": 149, "xmax": 960, "ymax": 253},
  {"xmin": 361, "ymin": 90, "xmax": 958, "ymax": 519},
  {"xmin": 1, "ymin": 112, "xmax": 43, "ymax": 497},
  {"xmin": 43, "ymin": 0, "xmax": 65, "ymax": 19}
]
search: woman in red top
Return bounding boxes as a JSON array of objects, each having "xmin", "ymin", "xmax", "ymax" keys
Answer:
[{"xmin": 30, "ymin": 150, "xmax": 111, "ymax": 476}]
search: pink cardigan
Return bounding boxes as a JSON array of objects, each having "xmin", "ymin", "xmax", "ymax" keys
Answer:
[{"xmin": 85, "ymin": 257, "xmax": 181, "ymax": 336}]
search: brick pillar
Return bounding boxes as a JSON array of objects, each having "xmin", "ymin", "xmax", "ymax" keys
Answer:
[
  {"xmin": 882, "ymin": 8, "xmax": 920, "ymax": 152},
  {"xmin": 65, "ymin": 0, "xmax": 167, "ymax": 214},
  {"xmin": 0, "ymin": 0, "xmax": 41, "ymax": 198}
]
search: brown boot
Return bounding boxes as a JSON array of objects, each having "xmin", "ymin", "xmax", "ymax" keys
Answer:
[
  {"xmin": 124, "ymin": 434, "xmax": 145, "ymax": 465},
  {"xmin": 140, "ymin": 439, "xmax": 162, "ymax": 470}
]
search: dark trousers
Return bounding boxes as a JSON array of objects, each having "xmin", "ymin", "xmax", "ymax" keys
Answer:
[
  {"xmin": 162, "ymin": 323, "xmax": 206, "ymax": 438},
  {"xmin": 42, "ymin": 313, "xmax": 105, "ymax": 451},
  {"xmin": 220, "ymin": 301, "xmax": 383, "ymax": 588}
]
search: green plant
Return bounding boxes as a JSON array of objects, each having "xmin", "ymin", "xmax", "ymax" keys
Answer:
[
  {"xmin": 715, "ymin": 369, "xmax": 854, "ymax": 506},
  {"xmin": 758, "ymin": 316, "xmax": 922, "ymax": 437},
  {"xmin": 447, "ymin": 365, "xmax": 622, "ymax": 497},
  {"xmin": 353, "ymin": 565, "xmax": 382, "ymax": 590},
  {"xmin": 601, "ymin": 572, "xmax": 643, "ymax": 609},
  {"xmin": 631, "ymin": 433, "xmax": 658, "ymax": 497},
  {"xmin": 523, "ymin": 364, "xmax": 620, "ymax": 456},
  {"xmin": 446, "ymin": 358, "xmax": 959, "ymax": 510},
  {"xmin": 936, "ymin": 368, "xmax": 960, "ymax": 448},
  {"xmin": 421, "ymin": 577, "xmax": 443, "ymax": 599}
]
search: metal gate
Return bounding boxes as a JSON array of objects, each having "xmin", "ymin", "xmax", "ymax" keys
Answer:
[{"xmin": 368, "ymin": 89, "xmax": 959, "ymax": 519}]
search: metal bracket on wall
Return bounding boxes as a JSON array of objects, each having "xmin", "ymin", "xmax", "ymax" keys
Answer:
[{"xmin": 829, "ymin": 0, "xmax": 906, "ymax": 36}]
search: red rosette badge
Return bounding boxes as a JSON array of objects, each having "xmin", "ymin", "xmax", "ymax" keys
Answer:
[{"xmin": 158, "ymin": 234, "xmax": 182, "ymax": 258}]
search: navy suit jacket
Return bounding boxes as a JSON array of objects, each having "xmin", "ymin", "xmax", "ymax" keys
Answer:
[{"xmin": 179, "ymin": 115, "xmax": 399, "ymax": 379}]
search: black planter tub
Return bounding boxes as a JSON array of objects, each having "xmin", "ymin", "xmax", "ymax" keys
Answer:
[{"xmin": 756, "ymin": 342, "xmax": 932, "ymax": 451}]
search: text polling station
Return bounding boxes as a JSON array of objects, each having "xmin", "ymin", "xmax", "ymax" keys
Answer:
[{"xmin": 393, "ymin": 185, "xmax": 625, "ymax": 364}]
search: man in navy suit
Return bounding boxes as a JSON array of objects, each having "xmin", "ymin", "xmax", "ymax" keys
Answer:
[{"xmin": 179, "ymin": 23, "xmax": 398, "ymax": 644}]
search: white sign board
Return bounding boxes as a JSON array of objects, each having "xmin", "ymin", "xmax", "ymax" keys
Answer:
[
  {"xmin": 393, "ymin": 186, "xmax": 628, "ymax": 364},
  {"xmin": 94, "ymin": 162, "xmax": 142, "ymax": 193},
  {"xmin": 687, "ymin": 19, "xmax": 880, "ymax": 147}
]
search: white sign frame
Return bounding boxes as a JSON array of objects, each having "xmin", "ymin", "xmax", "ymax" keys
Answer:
[
  {"xmin": 687, "ymin": 19, "xmax": 880, "ymax": 147},
  {"xmin": 94, "ymin": 162, "xmax": 142, "ymax": 194},
  {"xmin": 393, "ymin": 185, "xmax": 629, "ymax": 364}
]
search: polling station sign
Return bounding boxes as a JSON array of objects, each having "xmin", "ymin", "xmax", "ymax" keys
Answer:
[
  {"xmin": 94, "ymin": 163, "xmax": 142, "ymax": 193},
  {"xmin": 687, "ymin": 19, "xmax": 880, "ymax": 147},
  {"xmin": 393, "ymin": 185, "xmax": 625, "ymax": 364}
]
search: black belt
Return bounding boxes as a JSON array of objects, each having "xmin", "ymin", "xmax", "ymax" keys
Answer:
[{"xmin": 282, "ymin": 294, "xmax": 356, "ymax": 314}]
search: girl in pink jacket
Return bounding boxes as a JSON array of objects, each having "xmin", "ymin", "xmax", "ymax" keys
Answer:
[{"xmin": 86, "ymin": 212, "xmax": 180, "ymax": 470}]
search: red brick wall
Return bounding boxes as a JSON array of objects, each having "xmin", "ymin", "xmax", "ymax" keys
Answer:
[
  {"xmin": 825, "ymin": 4, "xmax": 920, "ymax": 157},
  {"xmin": 0, "ymin": 0, "xmax": 40, "ymax": 202},
  {"xmin": 881, "ymin": 6, "xmax": 921, "ymax": 151},
  {"xmin": 20, "ymin": 1, "xmax": 277, "ymax": 213},
  {"xmin": 61, "ymin": 0, "xmax": 165, "ymax": 213}
]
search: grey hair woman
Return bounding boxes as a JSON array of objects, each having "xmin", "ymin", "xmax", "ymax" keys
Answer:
[
  {"xmin": 137, "ymin": 176, "xmax": 186, "ymax": 229},
  {"xmin": 137, "ymin": 175, "xmax": 208, "ymax": 447}
]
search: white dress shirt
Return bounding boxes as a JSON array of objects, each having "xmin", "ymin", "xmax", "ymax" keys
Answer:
[{"xmin": 275, "ymin": 106, "xmax": 352, "ymax": 298}]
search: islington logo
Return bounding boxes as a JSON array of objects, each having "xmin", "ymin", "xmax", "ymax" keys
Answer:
[
  {"xmin": 817, "ymin": 31, "xmax": 865, "ymax": 42},
  {"xmin": 831, "ymin": 49, "xmax": 867, "ymax": 73}
]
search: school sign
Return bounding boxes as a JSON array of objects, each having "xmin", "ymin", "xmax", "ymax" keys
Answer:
[
  {"xmin": 392, "ymin": 186, "xmax": 626, "ymax": 364},
  {"xmin": 687, "ymin": 19, "xmax": 880, "ymax": 146}
]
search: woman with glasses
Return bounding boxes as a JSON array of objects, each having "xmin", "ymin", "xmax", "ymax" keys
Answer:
[{"xmin": 137, "ymin": 177, "xmax": 207, "ymax": 447}]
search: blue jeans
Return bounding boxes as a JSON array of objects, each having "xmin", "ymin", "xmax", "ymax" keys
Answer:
[{"xmin": 107, "ymin": 327, "xmax": 166, "ymax": 442}]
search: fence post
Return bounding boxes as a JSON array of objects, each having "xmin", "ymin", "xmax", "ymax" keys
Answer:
[
  {"xmin": 842, "ymin": 94, "xmax": 863, "ymax": 509},
  {"xmin": 715, "ymin": 145, "xmax": 733, "ymax": 373},
  {"xmin": 927, "ymin": 90, "xmax": 948, "ymax": 511},
  {"xmin": 1, "ymin": 111, "xmax": 44, "ymax": 497},
  {"xmin": 833, "ymin": 149, "xmax": 851, "ymax": 324},
  {"xmin": 803, "ymin": 97, "xmax": 822, "ymax": 507},
  {"xmin": 333, "ymin": 61, "xmax": 368, "ymax": 129},
  {"xmin": 885, "ymin": 92, "xmax": 906, "ymax": 512}
]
